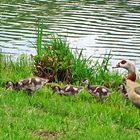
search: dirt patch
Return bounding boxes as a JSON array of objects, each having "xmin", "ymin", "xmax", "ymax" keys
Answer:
[{"xmin": 31, "ymin": 129, "xmax": 60, "ymax": 140}]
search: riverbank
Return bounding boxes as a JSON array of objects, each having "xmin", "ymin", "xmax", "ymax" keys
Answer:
[{"xmin": 0, "ymin": 54, "xmax": 140, "ymax": 139}]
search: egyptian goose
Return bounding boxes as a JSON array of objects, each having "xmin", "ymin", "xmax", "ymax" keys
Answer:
[
  {"xmin": 82, "ymin": 79, "xmax": 111, "ymax": 100},
  {"xmin": 52, "ymin": 85, "xmax": 83, "ymax": 96},
  {"xmin": 5, "ymin": 77, "xmax": 49, "ymax": 93},
  {"xmin": 114, "ymin": 59, "xmax": 140, "ymax": 108}
]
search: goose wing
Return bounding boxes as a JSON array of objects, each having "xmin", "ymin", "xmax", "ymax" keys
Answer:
[
  {"xmin": 134, "ymin": 86, "xmax": 140, "ymax": 96},
  {"xmin": 20, "ymin": 79, "xmax": 30, "ymax": 85}
]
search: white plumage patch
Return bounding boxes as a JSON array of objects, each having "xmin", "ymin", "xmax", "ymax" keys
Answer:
[
  {"xmin": 60, "ymin": 90, "xmax": 65, "ymax": 93},
  {"xmin": 94, "ymin": 87, "xmax": 100, "ymax": 93},
  {"xmin": 18, "ymin": 82, "xmax": 23, "ymax": 86},
  {"xmin": 35, "ymin": 78, "xmax": 41, "ymax": 82},
  {"xmin": 73, "ymin": 87, "xmax": 78, "ymax": 91},
  {"xmin": 102, "ymin": 88, "xmax": 107, "ymax": 93},
  {"xmin": 28, "ymin": 78, "xmax": 32, "ymax": 84},
  {"xmin": 65, "ymin": 85, "xmax": 70, "ymax": 91}
]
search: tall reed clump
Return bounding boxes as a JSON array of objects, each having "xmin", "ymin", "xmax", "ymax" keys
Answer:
[{"xmin": 33, "ymin": 24, "xmax": 74, "ymax": 83}]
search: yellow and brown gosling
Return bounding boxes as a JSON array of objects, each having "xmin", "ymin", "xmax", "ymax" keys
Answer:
[
  {"xmin": 114, "ymin": 59, "xmax": 140, "ymax": 108},
  {"xmin": 5, "ymin": 77, "xmax": 49, "ymax": 93},
  {"xmin": 82, "ymin": 79, "xmax": 111, "ymax": 100},
  {"xmin": 52, "ymin": 84, "xmax": 83, "ymax": 96}
]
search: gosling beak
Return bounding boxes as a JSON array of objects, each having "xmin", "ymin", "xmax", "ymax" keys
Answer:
[
  {"xmin": 6, "ymin": 87, "xmax": 13, "ymax": 90},
  {"xmin": 5, "ymin": 85, "xmax": 13, "ymax": 90}
]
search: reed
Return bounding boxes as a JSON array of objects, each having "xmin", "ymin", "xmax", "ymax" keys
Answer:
[{"xmin": 36, "ymin": 22, "xmax": 43, "ymax": 57}]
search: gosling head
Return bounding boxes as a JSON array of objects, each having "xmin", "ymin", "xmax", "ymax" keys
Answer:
[
  {"xmin": 5, "ymin": 81, "xmax": 15, "ymax": 89},
  {"xmin": 52, "ymin": 86, "xmax": 61, "ymax": 92},
  {"xmin": 82, "ymin": 79, "xmax": 89, "ymax": 86}
]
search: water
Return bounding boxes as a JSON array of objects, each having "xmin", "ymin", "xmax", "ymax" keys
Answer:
[{"xmin": 0, "ymin": 0, "xmax": 140, "ymax": 70}]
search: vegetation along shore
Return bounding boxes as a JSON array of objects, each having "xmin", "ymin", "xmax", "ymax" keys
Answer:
[{"xmin": 0, "ymin": 26, "xmax": 140, "ymax": 140}]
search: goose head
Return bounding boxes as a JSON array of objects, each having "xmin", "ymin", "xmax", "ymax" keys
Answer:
[
  {"xmin": 114, "ymin": 60, "xmax": 135, "ymax": 73},
  {"xmin": 113, "ymin": 59, "xmax": 136, "ymax": 81}
]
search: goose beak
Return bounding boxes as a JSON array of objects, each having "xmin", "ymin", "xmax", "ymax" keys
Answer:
[{"xmin": 112, "ymin": 63, "xmax": 120, "ymax": 69}]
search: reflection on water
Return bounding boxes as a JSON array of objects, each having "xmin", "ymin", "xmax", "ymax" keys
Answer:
[{"xmin": 0, "ymin": 0, "xmax": 140, "ymax": 70}]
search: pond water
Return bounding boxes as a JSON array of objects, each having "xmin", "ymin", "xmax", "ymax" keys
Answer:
[{"xmin": 0, "ymin": 0, "xmax": 140, "ymax": 70}]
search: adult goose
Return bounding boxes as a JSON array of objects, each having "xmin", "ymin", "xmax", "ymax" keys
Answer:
[{"xmin": 114, "ymin": 59, "xmax": 140, "ymax": 108}]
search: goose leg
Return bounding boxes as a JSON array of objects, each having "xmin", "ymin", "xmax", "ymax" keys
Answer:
[{"xmin": 99, "ymin": 92, "xmax": 103, "ymax": 103}]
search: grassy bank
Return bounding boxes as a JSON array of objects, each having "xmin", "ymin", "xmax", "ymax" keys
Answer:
[{"xmin": 0, "ymin": 54, "xmax": 140, "ymax": 140}]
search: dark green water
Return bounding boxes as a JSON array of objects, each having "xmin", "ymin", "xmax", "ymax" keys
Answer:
[{"xmin": 0, "ymin": 0, "xmax": 140, "ymax": 67}]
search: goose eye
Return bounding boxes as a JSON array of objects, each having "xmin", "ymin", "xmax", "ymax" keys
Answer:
[{"xmin": 121, "ymin": 60, "xmax": 126, "ymax": 64}]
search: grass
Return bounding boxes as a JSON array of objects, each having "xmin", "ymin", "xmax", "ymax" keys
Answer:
[{"xmin": 1, "ymin": 54, "xmax": 140, "ymax": 140}]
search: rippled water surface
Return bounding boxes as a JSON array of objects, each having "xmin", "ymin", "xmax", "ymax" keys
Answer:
[{"xmin": 0, "ymin": 0, "xmax": 140, "ymax": 69}]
